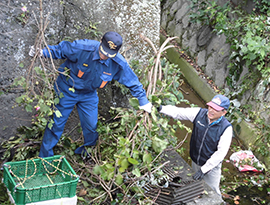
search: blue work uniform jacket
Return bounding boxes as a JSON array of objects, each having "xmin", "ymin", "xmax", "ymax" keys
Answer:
[
  {"xmin": 190, "ymin": 108, "xmax": 232, "ymax": 166},
  {"xmin": 42, "ymin": 39, "xmax": 149, "ymax": 106}
]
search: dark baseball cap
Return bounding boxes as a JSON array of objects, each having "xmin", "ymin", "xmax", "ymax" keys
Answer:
[
  {"xmin": 206, "ymin": 94, "xmax": 230, "ymax": 111},
  {"xmin": 99, "ymin": 31, "xmax": 122, "ymax": 58}
]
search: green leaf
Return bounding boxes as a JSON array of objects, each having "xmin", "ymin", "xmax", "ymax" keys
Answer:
[
  {"xmin": 16, "ymin": 95, "xmax": 24, "ymax": 103},
  {"xmin": 151, "ymin": 109, "xmax": 157, "ymax": 122},
  {"xmin": 105, "ymin": 163, "xmax": 114, "ymax": 170},
  {"xmin": 128, "ymin": 157, "xmax": 139, "ymax": 165},
  {"xmin": 25, "ymin": 104, "xmax": 33, "ymax": 112},
  {"xmin": 34, "ymin": 67, "xmax": 42, "ymax": 75},
  {"xmin": 119, "ymin": 167, "xmax": 126, "ymax": 173},
  {"xmin": 107, "ymin": 171, "xmax": 114, "ymax": 180},
  {"xmin": 54, "ymin": 98, "xmax": 60, "ymax": 105},
  {"xmin": 164, "ymin": 93, "xmax": 178, "ymax": 104},
  {"xmin": 152, "ymin": 136, "xmax": 168, "ymax": 153},
  {"xmin": 40, "ymin": 104, "xmax": 51, "ymax": 113},
  {"xmin": 132, "ymin": 168, "xmax": 141, "ymax": 177},
  {"xmin": 59, "ymin": 92, "xmax": 64, "ymax": 98},
  {"xmin": 260, "ymin": 49, "xmax": 265, "ymax": 58},
  {"xmin": 132, "ymin": 150, "xmax": 140, "ymax": 159},
  {"xmin": 158, "ymin": 118, "xmax": 168, "ymax": 129},
  {"xmin": 48, "ymin": 121, "xmax": 53, "ymax": 129},
  {"xmin": 174, "ymin": 90, "xmax": 184, "ymax": 101},
  {"xmin": 150, "ymin": 96, "xmax": 161, "ymax": 104},
  {"xmin": 77, "ymin": 196, "xmax": 87, "ymax": 202},
  {"xmin": 82, "ymin": 180, "xmax": 89, "ymax": 187},
  {"xmin": 119, "ymin": 158, "xmax": 129, "ymax": 172},
  {"xmin": 143, "ymin": 153, "xmax": 152, "ymax": 164},
  {"xmin": 41, "ymin": 118, "xmax": 47, "ymax": 123},
  {"xmin": 19, "ymin": 63, "xmax": 24, "ymax": 68},
  {"xmin": 55, "ymin": 110, "xmax": 62, "ymax": 118},
  {"xmin": 93, "ymin": 165, "xmax": 104, "ymax": 175},
  {"xmin": 129, "ymin": 98, "xmax": 139, "ymax": 109},
  {"xmin": 115, "ymin": 174, "xmax": 123, "ymax": 185},
  {"xmin": 223, "ymin": 168, "xmax": 229, "ymax": 172}
]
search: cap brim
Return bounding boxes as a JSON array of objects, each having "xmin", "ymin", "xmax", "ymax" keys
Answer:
[
  {"xmin": 206, "ymin": 101, "xmax": 224, "ymax": 111},
  {"xmin": 99, "ymin": 44, "xmax": 117, "ymax": 58}
]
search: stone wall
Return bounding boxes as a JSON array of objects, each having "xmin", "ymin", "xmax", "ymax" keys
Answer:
[
  {"xmin": 161, "ymin": 0, "xmax": 270, "ymax": 123},
  {"xmin": 0, "ymin": 0, "xmax": 160, "ymax": 143},
  {"xmin": 161, "ymin": 0, "xmax": 231, "ymax": 88}
]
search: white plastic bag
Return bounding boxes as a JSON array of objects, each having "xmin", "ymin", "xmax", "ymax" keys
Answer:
[{"xmin": 229, "ymin": 150, "xmax": 264, "ymax": 172}]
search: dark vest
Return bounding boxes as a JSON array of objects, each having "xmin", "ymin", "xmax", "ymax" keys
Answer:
[{"xmin": 190, "ymin": 108, "xmax": 232, "ymax": 166}]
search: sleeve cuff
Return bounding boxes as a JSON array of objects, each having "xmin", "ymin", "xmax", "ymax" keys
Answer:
[
  {"xmin": 201, "ymin": 166, "xmax": 210, "ymax": 174},
  {"xmin": 138, "ymin": 98, "xmax": 149, "ymax": 106}
]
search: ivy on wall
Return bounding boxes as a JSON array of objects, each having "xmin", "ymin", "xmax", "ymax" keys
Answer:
[
  {"xmin": 189, "ymin": 0, "xmax": 270, "ymax": 157},
  {"xmin": 189, "ymin": 0, "xmax": 270, "ymax": 88}
]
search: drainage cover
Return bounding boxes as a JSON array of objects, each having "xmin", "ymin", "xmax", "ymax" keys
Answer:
[{"xmin": 144, "ymin": 166, "xmax": 204, "ymax": 204}]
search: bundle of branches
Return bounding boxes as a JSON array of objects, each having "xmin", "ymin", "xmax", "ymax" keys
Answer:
[{"xmin": 68, "ymin": 35, "xmax": 193, "ymax": 204}]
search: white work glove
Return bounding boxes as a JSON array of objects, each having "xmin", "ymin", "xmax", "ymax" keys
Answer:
[
  {"xmin": 29, "ymin": 46, "xmax": 43, "ymax": 57},
  {"xmin": 139, "ymin": 102, "xmax": 153, "ymax": 113}
]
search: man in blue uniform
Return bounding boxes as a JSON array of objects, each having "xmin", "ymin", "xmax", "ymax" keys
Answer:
[
  {"xmin": 29, "ymin": 31, "xmax": 152, "ymax": 158},
  {"xmin": 157, "ymin": 95, "xmax": 232, "ymax": 197}
]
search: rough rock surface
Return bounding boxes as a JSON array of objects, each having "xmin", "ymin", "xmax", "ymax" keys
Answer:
[{"xmin": 0, "ymin": 0, "xmax": 160, "ymax": 143}]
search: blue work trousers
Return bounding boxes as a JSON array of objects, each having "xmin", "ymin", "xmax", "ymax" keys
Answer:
[{"xmin": 39, "ymin": 83, "xmax": 99, "ymax": 157}]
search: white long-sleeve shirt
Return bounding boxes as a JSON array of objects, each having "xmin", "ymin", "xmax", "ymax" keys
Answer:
[{"xmin": 160, "ymin": 105, "xmax": 233, "ymax": 173}]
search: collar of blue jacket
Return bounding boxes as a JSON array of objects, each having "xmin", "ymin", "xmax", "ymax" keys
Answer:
[{"xmin": 209, "ymin": 116, "xmax": 223, "ymax": 126}]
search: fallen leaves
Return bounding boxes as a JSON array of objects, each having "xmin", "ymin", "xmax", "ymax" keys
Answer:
[{"xmin": 78, "ymin": 188, "xmax": 87, "ymax": 196}]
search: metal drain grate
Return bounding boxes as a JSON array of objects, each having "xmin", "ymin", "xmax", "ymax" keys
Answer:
[{"xmin": 144, "ymin": 166, "xmax": 204, "ymax": 204}]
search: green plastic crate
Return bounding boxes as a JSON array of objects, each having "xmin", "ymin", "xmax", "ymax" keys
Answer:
[{"xmin": 3, "ymin": 155, "xmax": 79, "ymax": 205}]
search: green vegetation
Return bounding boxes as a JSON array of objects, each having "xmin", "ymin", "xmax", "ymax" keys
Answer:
[
  {"xmin": 189, "ymin": 0, "xmax": 270, "ymax": 202},
  {"xmin": 1, "ymin": 31, "xmax": 192, "ymax": 203},
  {"xmin": 17, "ymin": 6, "xmax": 29, "ymax": 25},
  {"xmin": 189, "ymin": 0, "xmax": 270, "ymax": 84},
  {"xmin": 1, "ymin": 6, "xmax": 193, "ymax": 203},
  {"xmin": 189, "ymin": 0, "xmax": 270, "ymax": 157}
]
